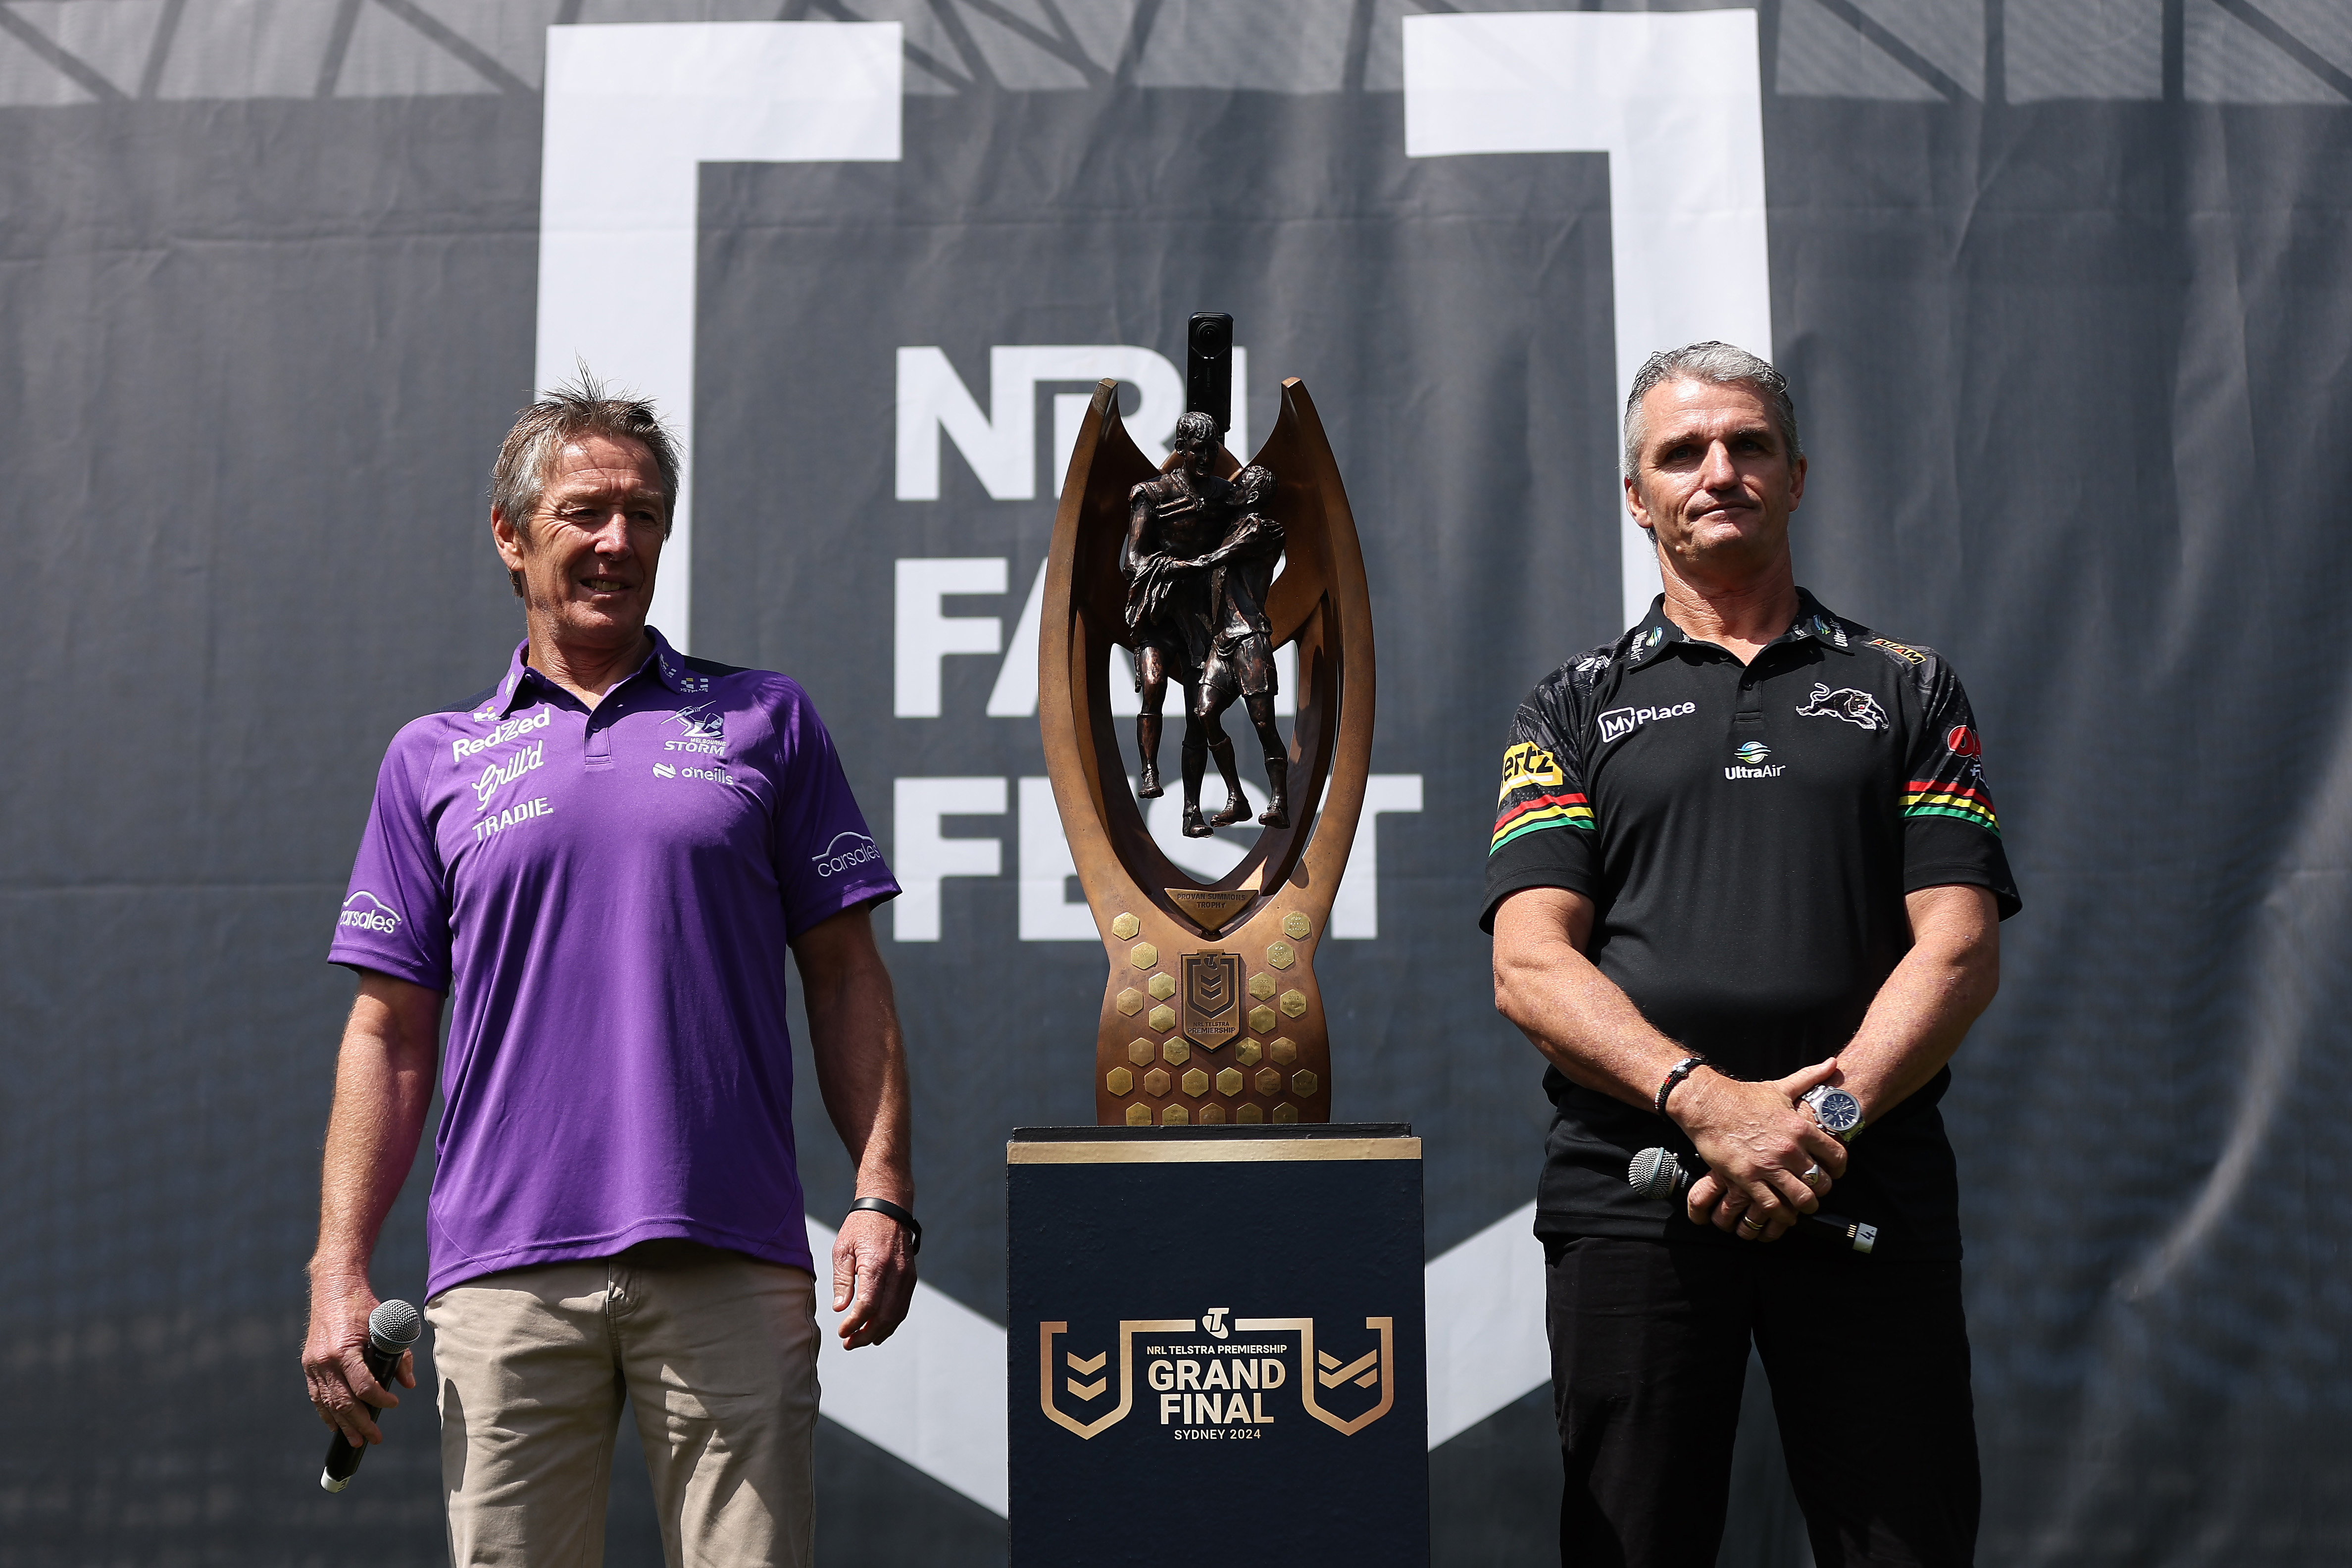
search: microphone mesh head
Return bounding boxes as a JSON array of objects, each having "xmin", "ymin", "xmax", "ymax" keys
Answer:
[
  {"xmin": 1628, "ymin": 1147, "xmax": 1687, "ymax": 1202},
  {"xmin": 369, "ymin": 1299, "xmax": 423, "ymax": 1348}
]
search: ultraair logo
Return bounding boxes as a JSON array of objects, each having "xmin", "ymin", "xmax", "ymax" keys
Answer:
[
  {"xmin": 338, "ymin": 891, "xmax": 401, "ymax": 935},
  {"xmin": 812, "ymin": 831, "xmax": 880, "ymax": 878},
  {"xmin": 1037, "ymin": 1312, "xmax": 1395, "ymax": 1442},
  {"xmin": 1726, "ymin": 741, "xmax": 1783, "ymax": 780},
  {"xmin": 665, "ymin": 704, "xmax": 726, "ymax": 754}
]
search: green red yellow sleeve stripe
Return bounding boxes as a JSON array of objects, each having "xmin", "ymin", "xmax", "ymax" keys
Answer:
[
  {"xmin": 1903, "ymin": 780, "xmax": 2000, "ymax": 835},
  {"xmin": 1491, "ymin": 791, "xmax": 1594, "ymax": 853}
]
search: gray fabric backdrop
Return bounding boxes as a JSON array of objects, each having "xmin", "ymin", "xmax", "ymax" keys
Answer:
[{"xmin": 4, "ymin": 2, "xmax": 2350, "ymax": 1564}]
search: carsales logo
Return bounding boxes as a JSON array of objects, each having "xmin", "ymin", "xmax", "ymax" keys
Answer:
[
  {"xmin": 339, "ymin": 891, "xmax": 401, "ymax": 935},
  {"xmin": 812, "ymin": 831, "xmax": 880, "ymax": 878},
  {"xmin": 1947, "ymin": 725, "xmax": 1981, "ymax": 757}
]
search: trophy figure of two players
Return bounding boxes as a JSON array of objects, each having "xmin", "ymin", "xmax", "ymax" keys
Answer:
[{"xmin": 1007, "ymin": 315, "xmax": 1430, "ymax": 1567}]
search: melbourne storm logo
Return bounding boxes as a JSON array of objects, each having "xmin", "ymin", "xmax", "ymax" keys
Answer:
[
  {"xmin": 1797, "ymin": 684, "xmax": 1889, "ymax": 732},
  {"xmin": 666, "ymin": 704, "xmax": 726, "ymax": 754}
]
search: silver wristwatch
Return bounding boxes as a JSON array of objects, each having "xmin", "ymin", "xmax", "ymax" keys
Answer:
[{"xmin": 1802, "ymin": 1084, "xmax": 1864, "ymax": 1141}]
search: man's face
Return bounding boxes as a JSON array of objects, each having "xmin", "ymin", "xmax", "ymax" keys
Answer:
[
  {"xmin": 1624, "ymin": 379, "xmax": 1805, "ymax": 578},
  {"xmin": 493, "ymin": 434, "xmax": 667, "ymax": 648}
]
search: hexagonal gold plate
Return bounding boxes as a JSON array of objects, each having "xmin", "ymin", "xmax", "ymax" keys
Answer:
[
  {"xmin": 1291, "ymin": 1069, "xmax": 1319, "ymax": 1097},
  {"xmin": 1147, "ymin": 1004, "xmax": 1176, "ymax": 1033},
  {"xmin": 1111, "ymin": 912, "xmax": 1141, "ymax": 940},
  {"xmin": 1282, "ymin": 911, "xmax": 1312, "ymax": 940},
  {"xmin": 1129, "ymin": 941, "xmax": 1159, "ymax": 970},
  {"xmin": 1280, "ymin": 990, "xmax": 1307, "ymax": 1017},
  {"xmin": 1128, "ymin": 1038, "xmax": 1155, "ymax": 1066},
  {"xmin": 1181, "ymin": 1068, "xmax": 1209, "ymax": 1098},
  {"xmin": 1265, "ymin": 941, "xmax": 1295, "ymax": 970},
  {"xmin": 1143, "ymin": 1067, "xmax": 1171, "ymax": 1096},
  {"xmin": 1237, "ymin": 1104, "xmax": 1264, "ymax": 1124},
  {"xmin": 1254, "ymin": 1066, "xmax": 1284, "ymax": 1095},
  {"xmin": 1105, "ymin": 1067, "xmax": 1133, "ymax": 1096},
  {"xmin": 1272, "ymin": 1103, "xmax": 1299, "ymax": 1124},
  {"xmin": 1161, "ymin": 1104, "xmax": 1189, "ymax": 1125},
  {"xmin": 1248, "ymin": 1005, "xmax": 1277, "ymax": 1034},
  {"xmin": 1199, "ymin": 1103, "xmax": 1226, "ymax": 1124},
  {"xmin": 1215, "ymin": 1066, "xmax": 1244, "ymax": 1096},
  {"xmin": 1248, "ymin": 973, "xmax": 1276, "ymax": 1001},
  {"xmin": 1146, "ymin": 972, "xmax": 1176, "ymax": 1001},
  {"xmin": 1162, "ymin": 1038, "xmax": 1190, "ymax": 1065},
  {"xmin": 1236, "ymin": 1039, "xmax": 1262, "ymax": 1066},
  {"xmin": 1268, "ymin": 1037, "xmax": 1297, "ymax": 1065},
  {"xmin": 1115, "ymin": 988, "xmax": 1144, "ymax": 1016},
  {"xmin": 1125, "ymin": 1103, "xmax": 1151, "ymax": 1126}
]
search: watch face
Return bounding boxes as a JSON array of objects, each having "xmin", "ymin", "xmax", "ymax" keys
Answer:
[{"xmin": 1808, "ymin": 1087, "xmax": 1862, "ymax": 1134}]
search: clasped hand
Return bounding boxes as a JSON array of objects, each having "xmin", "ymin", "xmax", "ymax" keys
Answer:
[{"xmin": 1673, "ymin": 1059, "xmax": 1851, "ymax": 1243}]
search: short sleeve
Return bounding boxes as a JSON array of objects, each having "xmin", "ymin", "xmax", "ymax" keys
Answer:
[
  {"xmin": 329, "ymin": 731, "xmax": 454, "ymax": 990},
  {"xmin": 1900, "ymin": 661, "xmax": 2022, "ymax": 919},
  {"xmin": 767, "ymin": 683, "xmax": 901, "ymax": 937},
  {"xmin": 1480, "ymin": 689, "xmax": 1597, "ymax": 932}
]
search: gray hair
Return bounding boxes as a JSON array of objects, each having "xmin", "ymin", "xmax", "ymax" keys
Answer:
[
  {"xmin": 1620, "ymin": 342, "xmax": 1801, "ymax": 480},
  {"xmin": 490, "ymin": 370, "xmax": 682, "ymax": 594}
]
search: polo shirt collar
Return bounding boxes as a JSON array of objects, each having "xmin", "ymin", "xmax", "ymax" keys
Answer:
[
  {"xmin": 489, "ymin": 625, "xmax": 689, "ymax": 716},
  {"xmin": 1625, "ymin": 590, "xmax": 1856, "ymax": 668}
]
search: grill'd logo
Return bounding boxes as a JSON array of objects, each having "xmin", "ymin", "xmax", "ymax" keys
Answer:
[
  {"xmin": 1038, "ymin": 1312, "xmax": 1395, "ymax": 1441},
  {"xmin": 472, "ymin": 739, "xmax": 546, "ymax": 809}
]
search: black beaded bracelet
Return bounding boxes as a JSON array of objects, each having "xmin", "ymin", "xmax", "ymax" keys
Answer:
[
  {"xmin": 848, "ymin": 1196, "xmax": 922, "ymax": 1255},
  {"xmin": 1653, "ymin": 1055, "xmax": 1707, "ymax": 1117}
]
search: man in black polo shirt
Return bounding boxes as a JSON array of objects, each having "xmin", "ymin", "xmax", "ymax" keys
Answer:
[{"xmin": 1486, "ymin": 342, "xmax": 2017, "ymax": 1568}]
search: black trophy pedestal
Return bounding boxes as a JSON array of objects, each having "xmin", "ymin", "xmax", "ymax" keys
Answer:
[{"xmin": 1006, "ymin": 1124, "xmax": 1430, "ymax": 1567}]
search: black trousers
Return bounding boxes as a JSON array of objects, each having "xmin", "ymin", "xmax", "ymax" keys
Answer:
[{"xmin": 1545, "ymin": 1236, "xmax": 1979, "ymax": 1568}]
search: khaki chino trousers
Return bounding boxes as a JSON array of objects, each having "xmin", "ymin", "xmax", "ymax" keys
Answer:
[{"xmin": 426, "ymin": 1241, "xmax": 820, "ymax": 1568}]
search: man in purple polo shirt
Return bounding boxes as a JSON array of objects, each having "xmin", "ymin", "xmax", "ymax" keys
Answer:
[{"xmin": 300, "ymin": 378, "xmax": 914, "ymax": 1565}]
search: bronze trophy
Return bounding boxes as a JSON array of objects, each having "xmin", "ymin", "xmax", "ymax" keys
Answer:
[{"xmin": 1039, "ymin": 315, "xmax": 1375, "ymax": 1127}]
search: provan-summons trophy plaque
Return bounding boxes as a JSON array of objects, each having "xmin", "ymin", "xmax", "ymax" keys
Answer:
[
  {"xmin": 1016, "ymin": 318, "xmax": 1424, "ymax": 1568},
  {"xmin": 1039, "ymin": 317, "xmax": 1375, "ymax": 1128}
]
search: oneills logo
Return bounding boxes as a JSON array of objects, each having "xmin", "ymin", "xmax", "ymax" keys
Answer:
[{"xmin": 1037, "ymin": 1313, "xmax": 1395, "ymax": 1439}]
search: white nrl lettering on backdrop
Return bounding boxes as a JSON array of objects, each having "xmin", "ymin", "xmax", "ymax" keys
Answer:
[
  {"xmin": 339, "ymin": 892, "xmax": 401, "ymax": 935},
  {"xmin": 474, "ymin": 740, "xmax": 547, "ymax": 810},
  {"xmin": 813, "ymin": 831, "xmax": 881, "ymax": 878},
  {"xmin": 452, "ymin": 706, "xmax": 550, "ymax": 763},
  {"xmin": 1597, "ymin": 701, "xmax": 1696, "ymax": 745}
]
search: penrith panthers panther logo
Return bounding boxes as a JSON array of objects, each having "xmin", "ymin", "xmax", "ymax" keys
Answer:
[{"xmin": 1797, "ymin": 684, "xmax": 1890, "ymax": 732}]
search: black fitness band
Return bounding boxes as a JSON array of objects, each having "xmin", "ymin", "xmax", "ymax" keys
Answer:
[{"xmin": 848, "ymin": 1196, "xmax": 922, "ymax": 1254}]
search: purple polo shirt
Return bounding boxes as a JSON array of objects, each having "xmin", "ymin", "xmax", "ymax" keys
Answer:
[{"xmin": 329, "ymin": 630, "xmax": 899, "ymax": 1298}]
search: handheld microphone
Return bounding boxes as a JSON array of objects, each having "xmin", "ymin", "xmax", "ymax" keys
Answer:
[
  {"xmin": 320, "ymin": 1299, "xmax": 423, "ymax": 1493},
  {"xmin": 1629, "ymin": 1147, "xmax": 1877, "ymax": 1255}
]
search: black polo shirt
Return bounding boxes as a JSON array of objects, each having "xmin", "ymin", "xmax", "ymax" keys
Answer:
[{"xmin": 1481, "ymin": 592, "xmax": 2019, "ymax": 1260}]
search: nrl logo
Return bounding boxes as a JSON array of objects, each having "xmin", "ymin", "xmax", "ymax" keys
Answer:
[
  {"xmin": 1038, "ymin": 1313, "xmax": 1395, "ymax": 1439},
  {"xmin": 1180, "ymin": 953, "xmax": 1242, "ymax": 1049},
  {"xmin": 1796, "ymin": 683, "xmax": 1889, "ymax": 732}
]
